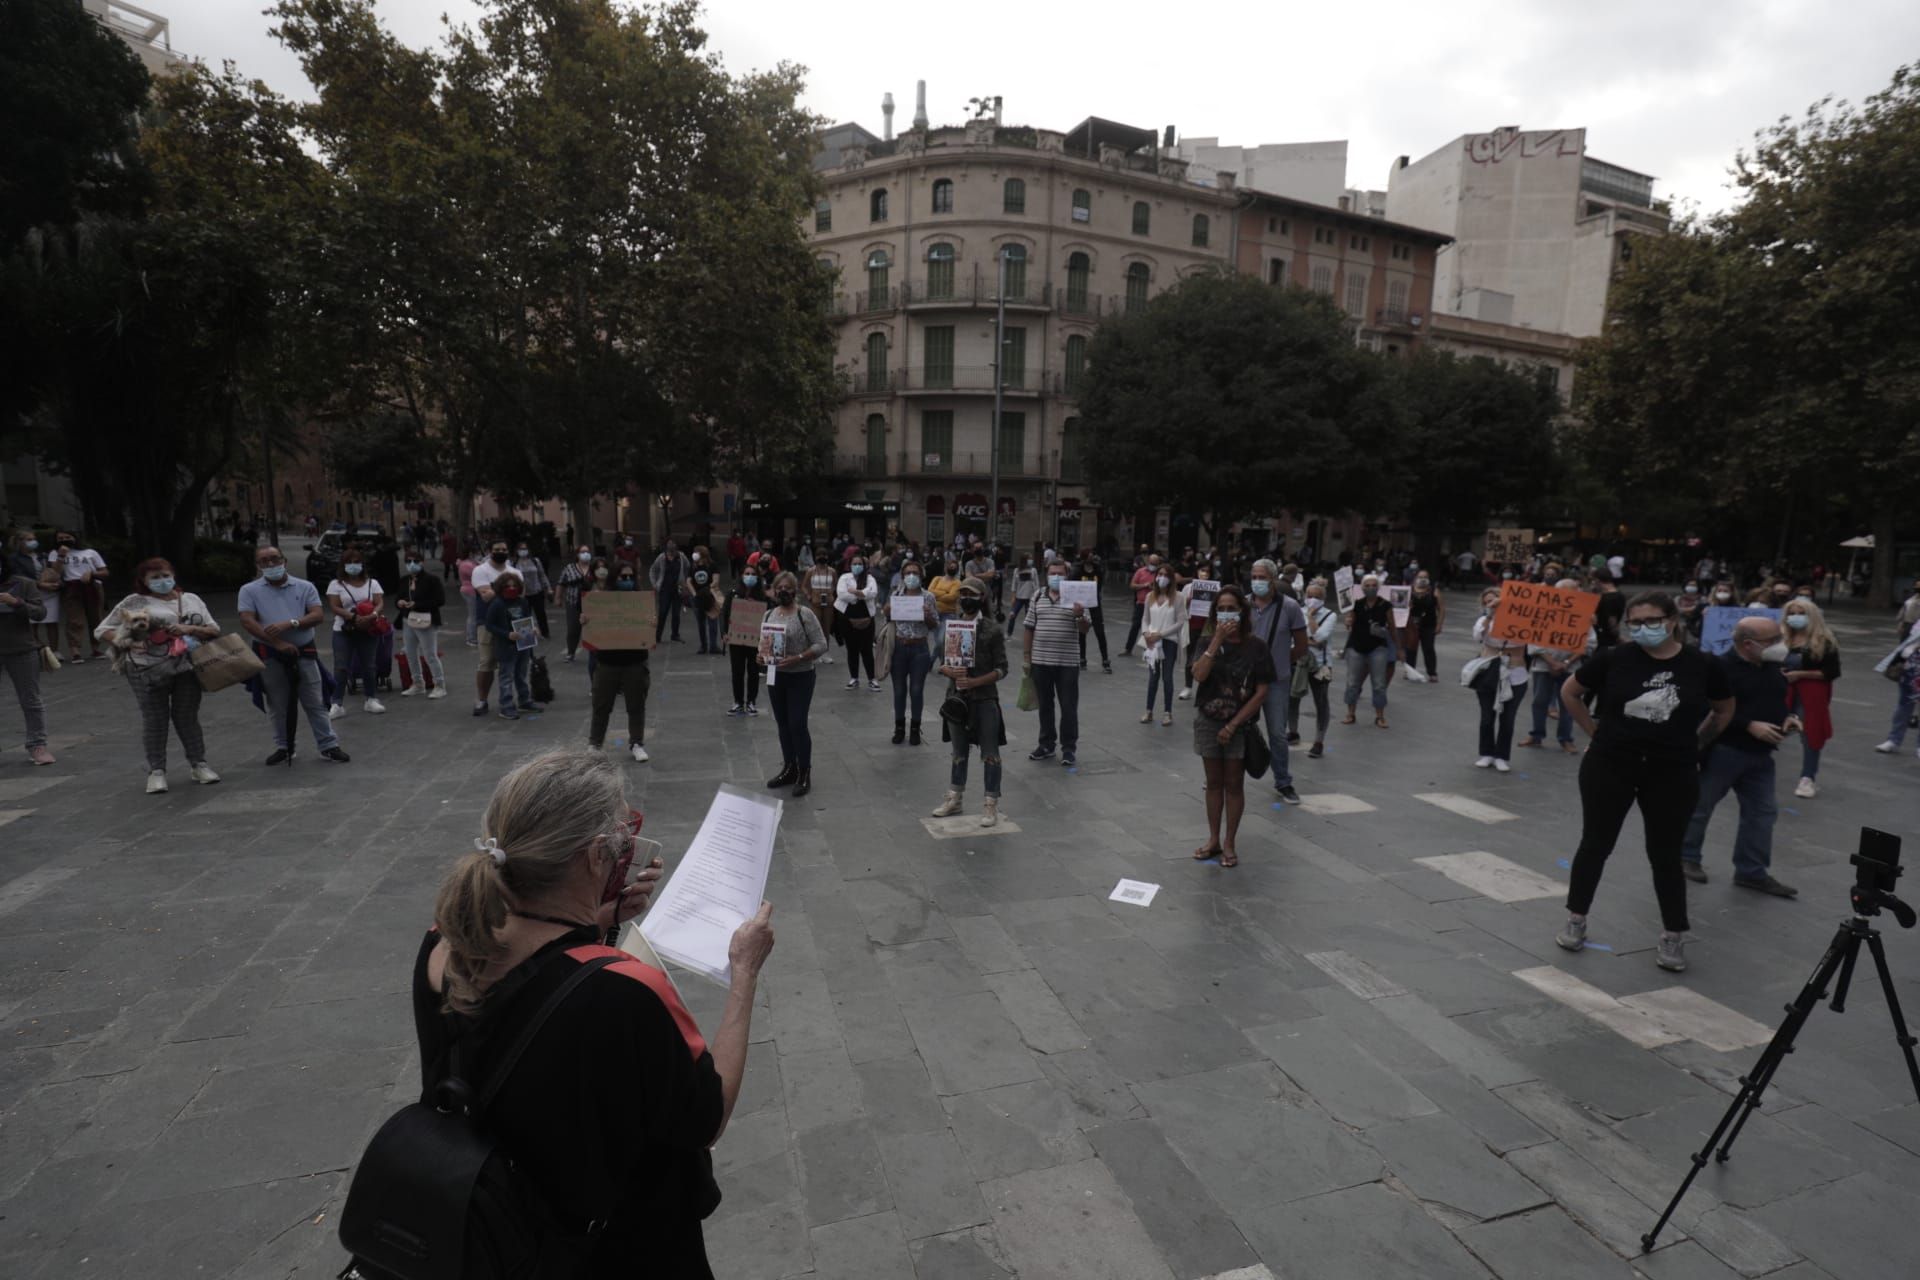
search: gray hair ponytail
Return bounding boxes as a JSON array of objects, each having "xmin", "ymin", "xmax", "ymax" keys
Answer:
[{"xmin": 433, "ymin": 748, "xmax": 627, "ymax": 1014}]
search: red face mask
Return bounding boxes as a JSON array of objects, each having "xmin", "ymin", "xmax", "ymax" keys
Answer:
[{"xmin": 502, "ymin": 588, "xmax": 522, "ymax": 600}]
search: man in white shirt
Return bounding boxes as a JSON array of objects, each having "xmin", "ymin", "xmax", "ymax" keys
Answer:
[
  {"xmin": 54, "ymin": 532, "xmax": 108, "ymax": 662},
  {"xmin": 469, "ymin": 538, "xmax": 511, "ymax": 714}
]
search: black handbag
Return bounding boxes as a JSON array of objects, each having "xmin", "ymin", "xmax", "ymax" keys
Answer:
[
  {"xmin": 337, "ymin": 955, "xmax": 616, "ymax": 1280},
  {"xmin": 939, "ymin": 690, "xmax": 971, "ymax": 730},
  {"xmin": 1243, "ymin": 722, "xmax": 1272, "ymax": 780}
]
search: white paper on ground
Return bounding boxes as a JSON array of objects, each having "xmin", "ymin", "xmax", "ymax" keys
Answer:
[
  {"xmin": 639, "ymin": 785, "xmax": 782, "ymax": 987},
  {"xmin": 1109, "ymin": 878, "xmax": 1160, "ymax": 907}
]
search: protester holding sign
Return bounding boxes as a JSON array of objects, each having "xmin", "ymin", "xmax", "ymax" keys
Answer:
[
  {"xmin": 1189, "ymin": 585, "xmax": 1274, "ymax": 870},
  {"xmin": 887, "ymin": 560, "xmax": 939, "ymax": 745},
  {"xmin": 1519, "ymin": 577, "xmax": 1591, "ymax": 753},
  {"xmin": 483, "ymin": 571, "xmax": 540, "ymax": 720},
  {"xmin": 1180, "ymin": 577, "xmax": 1220, "ymax": 701},
  {"xmin": 721, "ymin": 569, "xmax": 769, "ymax": 717},
  {"xmin": 581, "ymin": 570, "xmax": 653, "ymax": 763},
  {"xmin": 1468, "ymin": 589, "xmax": 1531, "ymax": 771},
  {"xmin": 932, "ymin": 577, "xmax": 1009, "ymax": 827},
  {"xmin": 1139, "ymin": 569, "xmax": 1186, "ymax": 726},
  {"xmin": 1556, "ymin": 592, "xmax": 1733, "ymax": 973}
]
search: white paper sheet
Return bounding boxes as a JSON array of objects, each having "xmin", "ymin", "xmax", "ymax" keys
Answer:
[
  {"xmin": 639, "ymin": 786, "xmax": 782, "ymax": 987},
  {"xmin": 1056, "ymin": 580, "xmax": 1098, "ymax": 609},
  {"xmin": 1108, "ymin": 878, "xmax": 1161, "ymax": 907}
]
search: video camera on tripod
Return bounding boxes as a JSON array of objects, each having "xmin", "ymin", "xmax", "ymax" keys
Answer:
[{"xmin": 1643, "ymin": 828, "xmax": 1919, "ymax": 1251}]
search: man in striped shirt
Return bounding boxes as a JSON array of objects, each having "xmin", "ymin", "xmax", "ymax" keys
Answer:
[{"xmin": 1024, "ymin": 558, "xmax": 1091, "ymax": 766}]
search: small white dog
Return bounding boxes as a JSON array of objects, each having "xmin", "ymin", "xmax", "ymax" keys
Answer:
[{"xmin": 108, "ymin": 609, "xmax": 152, "ymax": 675}]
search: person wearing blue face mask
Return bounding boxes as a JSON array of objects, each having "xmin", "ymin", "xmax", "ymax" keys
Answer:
[
  {"xmin": 722, "ymin": 566, "xmax": 769, "ymax": 716},
  {"xmin": 835, "ymin": 557, "xmax": 881, "ymax": 691},
  {"xmin": 239, "ymin": 546, "xmax": 350, "ymax": 767},
  {"xmin": 393, "ymin": 554, "xmax": 448, "ymax": 698},
  {"xmin": 1189, "ymin": 585, "xmax": 1274, "ymax": 869},
  {"xmin": 887, "ymin": 561, "xmax": 938, "ymax": 743},
  {"xmin": 1023, "ymin": 558, "xmax": 1091, "ymax": 766},
  {"xmin": 99, "ymin": 556, "xmax": 224, "ymax": 792},
  {"xmin": 556, "ymin": 546, "xmax": 596, "ymax": 662},
  {"xmin": 1780, "ymin": 598, "xmax": 1840, "ymax": 798},
  {"xmin": 1557, "ymin": 592, "xmax": 1735, "ymax": 973},
  {"xmin": 1247, "ymin": 559, "xmax": 1309, "ymax": 804}
]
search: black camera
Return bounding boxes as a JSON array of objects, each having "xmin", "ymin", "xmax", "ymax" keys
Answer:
[{"xmin": 1852, "ymin": 828, "xmax": 1916, "ymax": 927}]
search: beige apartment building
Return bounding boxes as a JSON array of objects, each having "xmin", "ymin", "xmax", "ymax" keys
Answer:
[{"xmin": 798, "ymin": 115, "xmax": 1239, "ymax": 552}]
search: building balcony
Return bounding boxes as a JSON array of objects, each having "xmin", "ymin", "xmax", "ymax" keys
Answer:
[
  {"xmin": 834, "ymin": 451, "xmax": 891, "ymax": 479},
  {"xmin": 1372, "ymin": 307, "xmax": 1424, "ymax": 331},
  {"xmin": 848, "ymin": 287, "xmax": 898, "ymax": 316},
  {"xmin": 903, "ymin": 275, "xmax": 1052, "ymax": 311},
  {"xmin": 898, "ymin": 366, "xmax": 1044, "ymax": 396},
  {"xmin": 909, "ymin": 450, "xmax": 1031, "ymax": 478},
  {"xmin": 836, "ymin": 369, "xmax": 898, "ymax": 397},
  {"xmin": 1055, "ymin": 292, "xmax": 1128, "ymax": 320}
]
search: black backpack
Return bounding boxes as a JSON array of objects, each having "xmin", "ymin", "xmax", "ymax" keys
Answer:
[
  {"xmin": 337, "ymin": 955, "xmax": 616, "ymax": 1280},
  {"xmin": 530, "ymin": 655, "xmax": 555, "ymax": 704}
]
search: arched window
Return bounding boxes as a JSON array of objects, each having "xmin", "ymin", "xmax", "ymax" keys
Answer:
[
  {"xmin": 1071, "ymin": 189, "xmax": 1090, "ymax": 223},
  {"xmin": 865, "ymin": 249, "xmax": 890, "ymax": 306},
  {"xmin": 1064, "ymin": 335, "xmax": 1088, "ymax": 397},
  {"xmin": 1000, "ymin": 244, "xmax": 1027, "ymax": 301},
  {"xmin": 870, "ymin": 188, "xmax": 889, "ymax": 223},
  {"xmin": 864, "ymin": 332, "xmax": 888, "ymax": 393},
  {"xmin": 1004, "ymin": 178, "xmax": 1026, "ymax": 214},
  {"xmin": 1132, "ymin": 201, "xmax": 1150, "ymax": 235},
  {"xmin": 1065, "ymin": 252, "xmax": 1090, "ymax": 312},
  {"xmin": 1125, "ymin": 262, "xmax": 1149, "ymax": 313},
  {"xmin": 926, "ymin": 243, "xmax": 955, "ymax": 299},
  {"xmin": 814, "ymin": 199, "xmax": 831, "ymax": 232},
  {"xmin": 1191, "ymin": 214, "xmax": 1209, "ymax": 247},
  {"xmin": 931, "ymin": 178, "xmax": 954, "ymax": 214}
]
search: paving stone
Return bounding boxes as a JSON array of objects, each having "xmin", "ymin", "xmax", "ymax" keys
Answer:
[
  {"xmin": 1730, "ymin": 1171, "xmax": 1918, "ymax": 1280},
  {"xmin": 1244, "ymin": 1015, "xmax": 1439, "ymax": 1129},
  {"xmin": 1508, "ymin": 1138, "xmax": 1674, "ymax": 1257},
  {"xmin": 982, "ymin": 968, "xmax": 1089, "ymax": 1054},
  {"xmin": 1615, "ymin": 1095, "xmax": 1861, "ymax": 1210},
  {"xmin": 943, "ymin": 1079, "xmax": 1092, "ymax": 1180},
  {"xmin": 979, "ymin": 1157, "xmax": 1175, "ymax": 1280},
  {"xmin": 1087, "ymin": 1118, "xmax": 1260, "ymax": 1280},
  {"xmin": 705, "ymin": 1196, "xmax": 812, "ymax": 1280},
  {"xmin": 947, "ymin": 913, "xmax": 1029, "ymax": 975},
  {"xmin": 876, "ymin": 1128, "xmax": 989, "ymax": 1241},
  {"xmin": 910, "ymin": 1225, "xmax": 1014, "ymax": 1279},
  {"xmin": 1400, "ymin": 1066, "xmax": 1549, "ymax": 1154},
  {"xmin": 1077, "ymin": 1002, "xmax": 1260, "ymax": 1083},
  {"xmin": 810, "ymin": 1209, "xmax": 913, "ymax": 1279},
  {"xmin": 1239, "ymin": 1180, "xmax": 1491, "ymax": 1280},
  {"xmin": 1363, "ymin": 1111, "xmax": 1550, "ymax": 1221},
  {"xmin": 1457, "ymin": 1205, "xmax": 1638, "ymax": 1278},
  {"xmin": 901, "ymin": 991, "xmax": 1042, "ymax": 1096},
  {"xmin": 855, "ymin": 1053, "xmax": 948, "ymax": 1137},
  {"xmin": 1035, "ymin": 1047, "xmax": 1148, "ymax": 1125},
  {"xmin": 1631, "ymin": 1239, "xmax": 1746, "ymax": 1280}
]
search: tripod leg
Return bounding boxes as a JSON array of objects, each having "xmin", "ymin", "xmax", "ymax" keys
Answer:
[
  {"xmin": 1865, "ymin": 932, "xmax": 1920, "ymax": 1105},
  {"xmin": 1831, "ymin": 935, "xmax": 1861, "ymax": 1013},
  {"xmin": 1642, "ymin": 928, "xmax": 1850, "ymax": 1252}
]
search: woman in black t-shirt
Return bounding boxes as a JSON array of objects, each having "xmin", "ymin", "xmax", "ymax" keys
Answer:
[
  {"xmin": 1189, "ymin": 585, "xmax": 1275, "ymax": 868},
  {"xmin": 414, "ymin": 748, "xmax": 776, "ymax": 1276},
  {"xmin": 1342, "ymin": 573, "xmax": 1395, "ymax": 727},
  {"xmin": 1555, "ymin": 592, "xmax": 1733, "ymax": 974}
]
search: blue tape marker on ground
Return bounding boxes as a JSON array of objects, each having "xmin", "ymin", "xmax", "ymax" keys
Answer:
[
  {"xmin": 1557, "ymin": 858, "xmax": 1572, "ymax": 869},
  {"xmin": 1272, "ymin": 802, "xmax": 1286, "ymax": 810},
  {"xmin": 1587, "ymin": 943, "xmax": 1614, "ymax": 952},
  {"xmin": 1782, "ymin": 807, "xmax": 1799, "ymax": 816}
]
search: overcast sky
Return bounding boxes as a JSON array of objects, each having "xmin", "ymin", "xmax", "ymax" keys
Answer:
[{"xmin": 149, "ymin": 0, "xmax": 1919, "ymax": 214}]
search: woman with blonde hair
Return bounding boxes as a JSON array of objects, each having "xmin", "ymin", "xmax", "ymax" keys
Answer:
[
  {"xmin": 1780, "ymin": 596, "xmax": 1841, "ymax": 798},
  {"xmin": 416, "ymin": 748, "xmax": 774, "ymax": 1274}
]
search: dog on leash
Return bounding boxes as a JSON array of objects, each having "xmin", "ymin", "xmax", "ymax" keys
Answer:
[{"xmin": 108, "ymin": 610, "xmax": 152, "ymax": 675}]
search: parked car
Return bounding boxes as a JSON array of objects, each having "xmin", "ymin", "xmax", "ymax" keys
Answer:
[{"xmin": 304, "ymin": 526, "xmax": 394, "ymax": 588}]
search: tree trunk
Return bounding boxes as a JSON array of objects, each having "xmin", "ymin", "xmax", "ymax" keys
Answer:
[
  {"xmin": 452, "ymin": 487, "xmax": 476, "ymax": 544},
  {"xmin": 568, "ymin": 494, "xmax": 594, "ymax": 550},
  {"xmin": 1870, "ymin": 499, "xmax": 1896, "ymax": 611}
]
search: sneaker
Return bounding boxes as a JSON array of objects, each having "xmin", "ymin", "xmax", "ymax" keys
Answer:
[
  {"xmin": 1657, "ymin": 932, "xmax": 1688, "ymax": 972},
  {"xmin": 868, "ymin": 680, "xmax": 882, "ymax": 692},
  {"xmin": 1307, "ymin": 742, "xmax": 1324, "ymax": 758},
  {"xmin": 1028, "ymin": 746, "xmax": 1055, "ymax": 761},
  {"xmin": 1733, "ymin": 875, "xmax": 1798, "ymax": 899},
  {"xmin": 1140, "ymin": 710, "xmax": 1153, "ymax": 723},
  {"xmin": 1102, "ymin": 663, "xmax": 1112, "ymax": 674},
  {"xmin": 189, "ymin": 762, "xmax": 221, "ymax": 785},
  {"xmin": 727, "ymin": 703, "xmax": 745, "ymax": 716},
  {"xmin": 145, "ymin": 769, "xmax": 168, "ymax": 795},
  {"xmin": 1161, "ymin": 713, "xmax": 1173, "ymax": 727},
  {"xmin": 364, "ymin": 698, "xmax": 386, "ymax": 714},
  {"xmin": 400, "ymin": 685, "xmax": 419, "ymax": 698},
  {"xmin": 1177, "ymin": 688, "xmax": 1192, "ymax": 700},
  {"xmin": 1285, "ymin": 732, "xmax": 1300, "ymax": 744},
  {"xmin": 931, "ymin": 790, "xmax": 963, "ymax": 817},
  {"xmin": 630, "ymin": 744, "xmax": 650, "ymax": 763},
  {"xmin": 1276, "ymin": 785, "xmax": 1301, "ymax": 804},
  {"xmin": 1682, "ymin": 862, "xmax": 1708, "ymax": 884},
  {"xmin": 499, "ymin": 709, "xmax": 520, "ymax": 721},
  {"xmin": 564, "ymin": 652, "xmax": 576, "ymax": 663},
  {"xmin": 1474, "ymin": 756, "xmax": 1494, "ymax": 768},
  {"xmin": 321, "ymin": 746, "xmax": 351, "ymax": 763},
  {"xmin": 1874, "ymin": 739, "xmax": 1898, "ymax": 753},
  {"xmin": 1062, "ymin": 750, "xmax": 1077, "ymax": 767},
  {"xmin": 69, "ymin": 654, "xmax": 86, "ymax": 664},
  {"xmin": 1493, "ymin": 759, "xmax": 1511, "ymax": 773},
  {"xmin": 981, "ymin": 798, "xmax": 1000, "ymax": 827},
  {"xmin": 1794, "ymin": 776, "xmax": 1816, "ymax": 799},
  {"xmin": 472, "ymin": 701, "xmax": 488, "ymax": 716},
  {"xmin": 746, "ymin": 703, "xmax": 760, "ymax": 716},
  {"xmin": 427, "ymin": 687, "xmax": 447, "ymax": 699},
  {"xmin": 28, "ymin": 745, "xmax": 54, "ymax": 766},
  {"xmin": 1555, "ymin": 915, "xmax": 1588, "ymax": 952},
  {"xmin": 465, "ymin": 639, "xmax": 478, "ymax": 647},
  {"xmin": 847, "ymin": 677, "xmax": 858, "ymax": 689},
  {"xmin": 264, "ymin": 747, "xmax": 292, "ymax": 766},
  {"xmin": 328, "ymin": 702, "xmax": 346, "ymax": 719}
]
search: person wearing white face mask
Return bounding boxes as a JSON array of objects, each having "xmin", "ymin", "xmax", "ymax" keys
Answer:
[
  {"xmin": 1556, "ymin": 592, "xmax": 1733, "ymax": 972},
  {"xmin": 1780, "ymin": 598, "xmax": 1840, "ymax": 797},
  {"xmin": 98, "ymin": 556, "xmax": 223, "ymax": 793},
  {"xmin": 1023, "ymin": 559, "xmax": 1091, "ymax": 766},
  {"xmin": 392, "ymin": 553, "xmax": 448, "ymax": 698},
  {"xmin": 557, "ymin": 545, "xmax": 595, "ymax": 661},
  {"xmin": 1246, "ymin": 559, "xmax": 1308, "ymax": 804},
  {"xmin": 1679, "ymin": 615, "xmax": 1800, "ymax": 898},
  {"xmin": 887, "ymin": 561, "xmax": 939, "ymax": 743},
  {"xmin": 1138, "ymin": 567, "xmax": 1186, "ymax": 726},
  {"xmin": 1342, "ymin": 574, "xmax": 1395, "ymax": 728},
  {"xmin": 835, "ymin": 556, "xmax": 881, "ymax": 690}
]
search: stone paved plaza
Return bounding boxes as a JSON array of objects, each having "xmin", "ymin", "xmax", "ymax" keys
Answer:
[{"xmin": 2, "ymin": 590, "xmax": 1917, "ymax": 1278}]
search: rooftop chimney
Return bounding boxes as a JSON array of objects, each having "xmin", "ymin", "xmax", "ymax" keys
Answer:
[
  {"xmin": 882, "ymin": 92, "xmax": 895, "ymax": 142},
  {"xmin": 1163, "ymin": 125, "xmax": 1176, "ymax": 151},
  {"xmin": 993, "ymin": 96, "xmax": 1002, "ymax": 126},
  {"xmin": 913, "ymin": 80, "xmax": 929, "ymax": 131}
]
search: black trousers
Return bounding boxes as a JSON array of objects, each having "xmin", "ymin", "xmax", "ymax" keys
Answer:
[
  {"xmin": 1123, "ymin": 601, "xmax": 1144, "ymax": 653},
  {"xmin": 844, "ymin": 623, "xmax": 875, "ymax": 679},
  {"xmin": 1078, "ymin": 606, "xmax": 1109, "ymax": 666},
  {"xmin": 1406, "ymin": 625, "xmax": 1437, "ymax": 677},
  {"xmin": 529, "ymin": 591, "xmax": 550, "ymax": 637},
  {"xmin": 589, "ymin": 660, "xmax": 649, "ymax": 747},
  {"xmin": 728, "ymin": 644, "xmax": 762, "ymax": 705},
  {"xmin": 1565, "ymin": 747, "xmax": 1696, "ymax": 932}
]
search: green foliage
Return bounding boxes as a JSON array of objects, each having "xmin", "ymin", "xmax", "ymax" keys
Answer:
[
  {"xmin": 1079, "ymin": 272, "xmax": 1405, "ymax": 531},
  {"xmin": 1394, "ymin": 348, "xmax": 1562, "ymax": 534},
  {"xmin": 1575, "ymin": 62, "xmax": 1920, "ymax": 604}
]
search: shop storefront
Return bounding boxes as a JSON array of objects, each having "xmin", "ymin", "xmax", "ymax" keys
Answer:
[{"xmin": 744, "ymin": 499, "xmax": 899, "ymax": 547}]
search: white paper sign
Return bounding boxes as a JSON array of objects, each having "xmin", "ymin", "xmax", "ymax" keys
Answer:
[
  {"xmin": 1057, "ymin": 580, "xmax": 1099, "ymax": 610},
  {"xmin": 1333, "ymin": 566, "xmax": 1355, "ymax": 612},
  {"xmin": 1385, "ymin": 585, "xmax": 1412, "ymax": 629},
  {"xmin": 890, "ymin": 593, "xmax": 925, "ymax": 623},
  {"xmin": 1187, "ymin": 579, "xmax": 1220, "ymax": 620},
  {"xmin": 1109, "ymin": 878, "xmax": 1161, "ymax": 908},
  {"xmin": 639, "ymin": 786, "xmax": 782, "ymax": 987}
]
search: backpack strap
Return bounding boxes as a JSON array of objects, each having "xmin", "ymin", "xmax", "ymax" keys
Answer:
[{"xmin": 473, "ymin": 954, "xmax": 617, "ymax": 1115}]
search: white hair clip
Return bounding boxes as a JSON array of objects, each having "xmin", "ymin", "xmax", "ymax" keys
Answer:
[{"xmin": 475, "ymin": 836, "xmax": 507, "ymax": 866}]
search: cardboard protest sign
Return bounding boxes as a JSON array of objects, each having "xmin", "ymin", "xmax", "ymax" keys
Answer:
[
  {"xmin": 1385, "ymin": 585, "xmax": 1412, "ymax": 629},
  {"xmin": 1700, "ymin": 606, "xmax": 1777, "ymax": 656},
  {"xmin": 1188, "ymin": 579, "xmax": 1220, "ymax": 620},
  {"xmin": 1489, "ymin": 581, "xmax": 1599, "ymax": 652},
  {"xmin": 579, "ymin": 591, "xmax": 655, "ymax": 650},
  {"xmin": 1485, "ymin": 528, "xmax": 1534, "ymax": 566},
  {"xmin": 725, "ymin": 598, "xmax": 766, "ymax": 649}
]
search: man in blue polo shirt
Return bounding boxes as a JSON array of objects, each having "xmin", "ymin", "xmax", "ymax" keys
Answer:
[{"xmin": 237, "ymin": 546, "xmax": 350, "ymax": 766}]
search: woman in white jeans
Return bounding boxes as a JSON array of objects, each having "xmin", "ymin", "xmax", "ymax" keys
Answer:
[{"xmin": 392, "ymin": 554, "xmax": 448, "ymax": 698}]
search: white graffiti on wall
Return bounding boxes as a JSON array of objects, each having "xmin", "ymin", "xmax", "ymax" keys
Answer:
[{"xmin": 1464, "ymin": 127, "xmax": 1582, "ymax": 166}]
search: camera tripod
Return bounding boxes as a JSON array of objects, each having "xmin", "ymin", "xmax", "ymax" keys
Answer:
[{"xmin": 1641, "ymin": 844, "xmax": 1920, "ymax": 1252}]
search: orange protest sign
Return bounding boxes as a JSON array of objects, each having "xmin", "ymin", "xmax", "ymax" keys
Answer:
[{"xmin": 1489, "ymin": 581, "xmax": 1598, "ymax": 652}]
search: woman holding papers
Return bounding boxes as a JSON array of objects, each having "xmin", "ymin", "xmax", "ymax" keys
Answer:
[
  {"xmin": 888, "ymin": 560, "xmax": 940, "ymax": 745},
  {"xmin": 417, "ymin": 748, "xmax": 775, "ymax": 1277},
  {"xmin": 932, "ymin": 577, "xmax": 1010, "ymax": 826},
  {"xmin": 762, "ymin": 572, "xmax": 830, "ymax": 798}
]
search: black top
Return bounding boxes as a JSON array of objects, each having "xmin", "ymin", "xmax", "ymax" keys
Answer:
[
  {"xmin": 1408, "ymin": 593, "xmax": 1439, "ymax": 629},
  {"xmin": 1579, "ymin": 642, "xmax": 1732, "ymax": 758},
  {"xmin": 393, "ymin": 572, "xmax": 446, "ymax": 627},
  {"xmin": 1716, "ymin": 652, "xmax": 1791, "ymax": 754},
  {"xmin": 411, "ymin": 928, "xmax": 722, "ymax": 1274},
  {"xmin": 1196, "ymin": 638, "xmax": 1276, "ymax": 723},
  {"xmin": 1347, "ymin": 598, "xmax": 1395, "ymax": 654},
  {"xmin": 1594, "ymin": 591, "xmax": 1626, "ymax": 645}
]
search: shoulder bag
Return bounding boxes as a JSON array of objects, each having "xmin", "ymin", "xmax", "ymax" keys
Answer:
[
  {"xmin": 191, "ymin": 631, "xmax": 266, "ymax": 693},
  {"xmin": 1242, "ymin": 720, "xmax": 1272, "ymax": 780},
  {"xmin": 338, "ymin": 955, "xmax": 618, "ymax": 1280}
]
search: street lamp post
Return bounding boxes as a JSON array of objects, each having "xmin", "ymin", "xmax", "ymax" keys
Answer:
[{"xmin": 989, "ymin": 247, "xmax": 1007, "ymax": 549}]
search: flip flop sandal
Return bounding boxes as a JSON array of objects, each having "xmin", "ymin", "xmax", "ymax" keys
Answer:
[
  {"xmin": 1192, "ymin": 844, "xmax": 1222, "ymax": 861},
  {"xmin": 1219, "ymin": 849, "xmax": 1240, "ymax": 868}
]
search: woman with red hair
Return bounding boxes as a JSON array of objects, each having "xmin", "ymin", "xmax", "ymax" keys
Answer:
[{"xmin": 96, "ymin": 557, "xmax": 222, "ymax": 793}]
